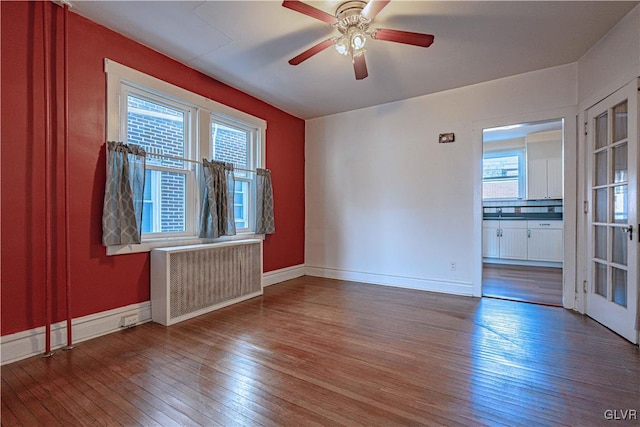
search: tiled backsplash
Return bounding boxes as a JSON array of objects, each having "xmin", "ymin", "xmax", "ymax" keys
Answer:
[
  {"xmin": 483, "ymin": 199, "xmax": 563, "ymax": 208},
  {"xmin": 483, "ymin": 200, "xmax": 563, "ymax": 220}
]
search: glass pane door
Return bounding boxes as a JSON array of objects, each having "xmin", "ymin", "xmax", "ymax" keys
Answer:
[{"xmin": 585, "ymin": 80, "xmax": 638, "ymax": 344}]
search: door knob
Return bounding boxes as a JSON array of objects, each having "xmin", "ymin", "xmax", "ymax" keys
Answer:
[{"xmin": 622, "ymin": 225, "xmax": 633, "ymax": 241}]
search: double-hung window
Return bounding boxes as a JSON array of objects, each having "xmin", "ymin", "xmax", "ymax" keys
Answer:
[
  {"xmin": 210, "ymin": 117, "xmax": 255, "ymax": 232},
  {"xmin": 105, "ymin": 59, "xmax": 266, "ymax": 255},
  {"xmin": 124, "ymin": 88, "xmax": 196, "ymax": 237},
  {"xmin": 482, "ymin": 150, "xmax": 525, "ymax": 199}
]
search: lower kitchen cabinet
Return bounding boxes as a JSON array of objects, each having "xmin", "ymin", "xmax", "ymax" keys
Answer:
[
  {"xmin": 482, "ymin": 220, "xmax": 528, "ymax": 259},
  {"xmin": 482, "ymin": 219, "xmax": 563, "ymax": 263},
  {"xmin": 499, "ymin": 221, "xmax": 528, "ymax": 259},
  {"xmin": 527, "ymin": 220, "xmax": 564, "ymax": 262},
  {"xmin": 482, "ymin": 220, "xmax": 500, "ymax": 258}
]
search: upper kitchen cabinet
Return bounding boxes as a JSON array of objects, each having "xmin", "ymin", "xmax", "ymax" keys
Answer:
[{"xmin": 526, "ymin": 130, "xmax": 563, "ymax": 200}]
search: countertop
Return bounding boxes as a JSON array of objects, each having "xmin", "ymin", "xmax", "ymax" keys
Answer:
[{"xmin": 483, "ymin": 214, "xmax": 563, "ymax": 221}]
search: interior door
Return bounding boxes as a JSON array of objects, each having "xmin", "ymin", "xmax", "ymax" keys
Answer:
[{"xmin": 586, "ymin": 79, "xmax": 638, "ymax": 344}]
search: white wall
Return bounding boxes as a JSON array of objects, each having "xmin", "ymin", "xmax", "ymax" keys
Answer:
[
  {"xmin": 306, "ymin": 64, "xmax": 578, "ymax": 297},
  {"xmin": 578, "ymin": 5, "xmax": 640, "ymax": 109}
]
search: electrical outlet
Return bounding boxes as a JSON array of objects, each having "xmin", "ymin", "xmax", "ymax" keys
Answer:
[
  {"xmin": 122, "ymin": 314, "xmax": 138, "ymax": 328},
  {"xmin": 450, "ymin": 261, "xmax": 457, "ymax": 271}
]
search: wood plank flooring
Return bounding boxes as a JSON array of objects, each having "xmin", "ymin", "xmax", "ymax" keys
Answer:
[
  {"xmin": 2, "ymin": 276, "xmax": 639, "ymax": 426},
  {"xmin": 483, "ymin": 264, "xmax": 563, "ymax": 306}
]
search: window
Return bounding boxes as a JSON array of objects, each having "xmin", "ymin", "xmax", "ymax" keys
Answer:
[
  {"xmin": 125, "ymin": 90, "xmax": 194, "ymax": 236},
  {"xmin": 105, "ymin": 59, "xmax": 266, "ymax": 255},
  {"xmin": 211, "ymin": 119, "xmax": 254, "ymax": 232},
  {"xmin": 482, "ymin": 150, "xmax": 525, "ymax": 199}
]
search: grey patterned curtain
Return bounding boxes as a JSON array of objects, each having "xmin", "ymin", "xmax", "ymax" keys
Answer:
[
  {"xmin": 256, "ymin": 168, "xmax": 275, "ymax": 234},
  {"xmin": 199, "ymin": 160, "xmax": 236, "ymax": 238},
  {"xmin": 102, "ymin": 141, "xmax": 146, "ymax": 246}
]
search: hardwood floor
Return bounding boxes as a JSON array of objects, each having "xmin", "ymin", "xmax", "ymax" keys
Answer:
[
  {"xmin": 483, "ymin": 264, "xmax": 563, "ymax": 306},
  {"xmin": 2, "ymin": 276, "xmax": 639, "ymax": 426}
]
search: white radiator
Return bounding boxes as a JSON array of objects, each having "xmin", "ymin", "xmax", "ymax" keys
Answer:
[{"xmin": 150, "ymin": 239, "xmax": 263, "ymax": 326}]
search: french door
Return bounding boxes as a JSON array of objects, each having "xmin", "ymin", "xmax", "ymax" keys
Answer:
[{"xmin": 586, "ymin": 79, "xmax": 638, "ymax": 344}]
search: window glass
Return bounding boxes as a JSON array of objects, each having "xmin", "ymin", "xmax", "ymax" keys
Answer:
[
  {"xmin": 212, "ymin": 122, "xmax": 248, "ymax": 170},
  {"xmin": 127, "ymin": 93, "xmax": 189, "ymax": 235},
  {"xmin": 142, "ymin": 170, "xmax": 154, "ymax": 234},
  {"xmin": 482, "ymin": 152, "xmax": 524, "ymax": 199},
  {"xmin": 127, "ymin": 95, "xmax": 185, "ymax": 164},
  {"xmin": 234, "ymin": 180, "xmax": 249, "ymax": 230}
]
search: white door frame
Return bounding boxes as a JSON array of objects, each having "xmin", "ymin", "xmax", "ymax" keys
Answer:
[{"xmin": 472, "ymin": 106, "xmax": 578, "ymax": 308}]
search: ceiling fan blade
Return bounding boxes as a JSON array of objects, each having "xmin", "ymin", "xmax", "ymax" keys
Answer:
[
  {"xmin": 353, "ymin": 53, "xmax": 368, "ymax": 80},
  {"xmin": 371, "ymin": 28, "xmax": 434, "ymax": 48},
  {"xmin": 282, "ymin": 1, "xmax": 338, "ymax": 25},
  {"xmin": 289, "ymin": 38, "xmax": 335, "ymax": 65},
  {"xmin": 361, "ymin": 0, "xmax": 391, "ymax": 20}
]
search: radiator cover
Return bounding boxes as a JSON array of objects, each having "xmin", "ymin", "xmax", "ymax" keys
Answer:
[{"xmin": 150, "ymin": 240, "xmax": 263, "ymax": 325}]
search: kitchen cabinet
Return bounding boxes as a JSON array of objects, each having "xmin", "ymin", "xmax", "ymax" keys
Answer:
[
  {"xmin": 526, "ymin": 130, "xmax": 563, "ymax": 200},
  {"xmin": 527, "ymin": 220, "xmax": 563, "ymax": 262},
  {"xmin": 500, "ymin": 221, "xmax": 528, "ymax": 259},
  {"xmin": 482, "ymin": 220, "xmax": 500, "ymax": 258},
  {"xmin": 527, "ymin": 158, "xmax": 562, "ymax": 199},
  {"xmin": 483, "ymin": 219, "xmax": 563, "ymax": 263},
  {"xmin": 482, "ymin": 220, "xmax": 528, "ymax": 260}
]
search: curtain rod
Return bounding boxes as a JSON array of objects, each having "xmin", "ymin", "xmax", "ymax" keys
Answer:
[{"xmin": 146, "ymin": 151, "xmax": 257, "ymax": 174}]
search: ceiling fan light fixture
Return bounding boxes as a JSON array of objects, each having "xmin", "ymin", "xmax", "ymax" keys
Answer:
[
  {"xmin": 350, "ymin": 29, "xmax": 367, "ymax": 51},
  {"xmin": 335, "ymin": 36, "xmax": 350, "ymax": 55}
]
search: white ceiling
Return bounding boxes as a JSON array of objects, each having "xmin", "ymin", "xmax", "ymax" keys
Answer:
[{"xmin": 70, "ymin": 1, "xmax": 638, "ymax": 119}]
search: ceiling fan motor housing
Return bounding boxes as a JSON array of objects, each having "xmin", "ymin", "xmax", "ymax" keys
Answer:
[{"xmin": 336, "ymin": 1, "xmax": 371, "ymax": 34}]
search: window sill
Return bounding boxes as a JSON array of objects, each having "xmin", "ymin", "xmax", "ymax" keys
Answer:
[{"xmin": 106, "ymin": 232, "xmax": 265, "ymax": 256}]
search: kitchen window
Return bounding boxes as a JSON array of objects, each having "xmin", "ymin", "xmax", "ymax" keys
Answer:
[
  {"xmin": 482, "ymin": 150, "xmax": 525, "ymax": 199},
  {"xmin": 105, "ymin": 59, "xmax": 266, "ymax": 255}
]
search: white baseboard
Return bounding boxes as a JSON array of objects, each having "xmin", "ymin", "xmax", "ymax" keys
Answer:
[
  {"xmin": 263, "ymin": 263, "xmax": 306, "ymax": 287},
  {"xmin": 1, "ymin": 302, "xmax": 151, "ymax": 366},
  {"xmin": 305, "ymin": 266, "xmax": 474, "ymax": 296}
]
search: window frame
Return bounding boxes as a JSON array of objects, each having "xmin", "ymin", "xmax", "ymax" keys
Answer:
[
  {"xmin": 482, "ymin": 149, "xmax": 526, "ymax": 200},
  {"xmin": 105, "ymin": 59, "xmax": 266, "ymax": 256}
]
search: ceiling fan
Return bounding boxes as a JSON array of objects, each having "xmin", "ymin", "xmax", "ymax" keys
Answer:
[{"xmin": 282, "ymin": 0, "xmax": 434, "ymax": 80}]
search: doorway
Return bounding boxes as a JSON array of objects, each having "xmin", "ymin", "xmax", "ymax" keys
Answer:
[{"xmin": 481, "ymin": 119, "xmax": 564, "ymax": 306}]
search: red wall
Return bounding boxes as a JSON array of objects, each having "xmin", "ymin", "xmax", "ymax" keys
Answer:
[{"xmin": 1, "ymin": 2, "xmax": 305, "ymax": 336}]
